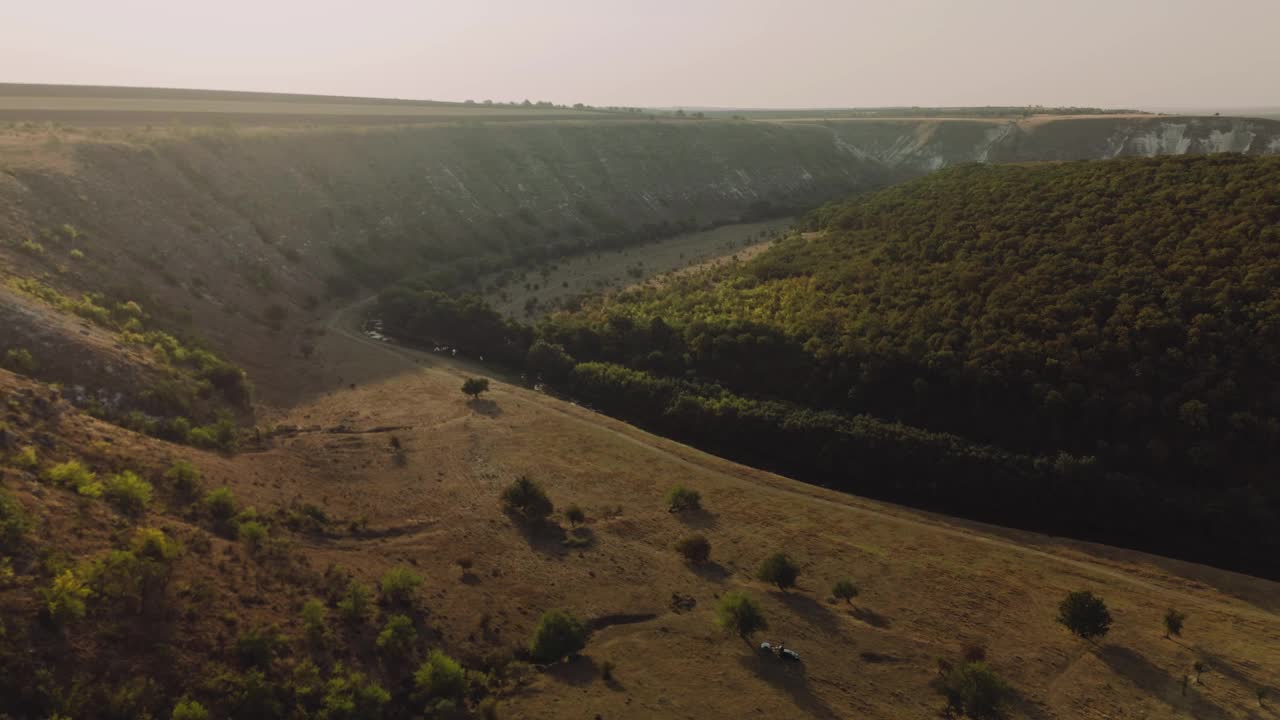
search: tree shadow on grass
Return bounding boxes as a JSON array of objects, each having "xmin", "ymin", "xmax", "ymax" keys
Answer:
[
  {"xmin": 848, "ymin": 605, "xmax": 892, "ymax": 629},
  {"xmin": 511, "ymin": 517, "xmax": 568, "ymax": 557},
  {"xmin": 692, "ymin": 560, "xmax": 731, "ymax": 583},
  {"xmin": 466, "ymin": 398, "xmax": 502, "ymax": 417},
  {"xmin": 737, "ymin": 652, "xmax": 839, "ymax": 719},
  {"xmin": 1006, "ymin": 687, "xmax": 1055, "ymax": 720},
  {"xmin": 562, "ymin": 526, "xmax": 595, "ymax": 550},
  {"xmin": 671, "ymin": 507, "xmax": 718, "ymax": 530},
  {"xmin": 774, "ymin": 590, "xmax": 841, "ymax": 631},
  {"xmin": 544, "ymin": 655, "xmax": 598, "ymax": 687},
  {"xmin": 1097, "ymin": 644, "xmax": 1231, "ymax": 720},
  {"xmin": 1189, "ymin": 648, "xmax": 1280, "ymax": 715}
]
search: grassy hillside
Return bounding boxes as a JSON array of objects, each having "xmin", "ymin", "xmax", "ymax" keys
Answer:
[
  {"xmin": 3, "ymin": 317, "xmax": 1276, "ymax": 719},
  {"xmin": 382, "ymin": 155, "xmax": 1280, "ymax": 577}
]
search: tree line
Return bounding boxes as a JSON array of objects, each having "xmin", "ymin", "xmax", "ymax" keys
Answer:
[{"xmin": 377, "ymin": 155, "xmax": 1280, "ymax": 579}]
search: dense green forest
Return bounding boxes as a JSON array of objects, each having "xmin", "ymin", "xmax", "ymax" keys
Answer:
[{"xmin": 379, "ymin": 155, "xmax": 1280, "ymax": 578}]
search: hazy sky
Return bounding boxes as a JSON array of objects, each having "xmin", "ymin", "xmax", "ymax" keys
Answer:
[{"xmin": 6, "ymin": 0, "xmax": 1279, "ymax": 109}]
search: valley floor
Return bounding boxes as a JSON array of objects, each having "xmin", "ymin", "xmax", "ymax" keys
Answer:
[{"xmin": 243, "ymin": 298, "xmax": 1280, "ymax": 718}]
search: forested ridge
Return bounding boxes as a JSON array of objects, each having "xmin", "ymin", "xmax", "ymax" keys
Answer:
[{"xmin": 378, "ymin": 155, "xmax": 1280, "ymax": 577}]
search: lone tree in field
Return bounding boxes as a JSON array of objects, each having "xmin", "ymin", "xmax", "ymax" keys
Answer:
[
  {"xmin": 462, "ymin": 377, "xmax": 490, "ymax": 400},
  {"xmin": 940, "ymin": 661, "xmax": 1012, "ymax": 719},
  {"xmin": 717, "ymin": 590, "xmax": 767, "ymax": 640},
  {"xmin": 1057, "ymin": 590, "xmax": 1112, "ymax": 640},
  {"xmin": 665, "ymin": 485, "xmax": 701, "ymax": 513},
  {"xmin": 1163, "ymin": 608, "xmax": 1186, "ymax": 639},
  {"xmin": 675, "ymin": 534, "xmax": 711, "ymax": 564},
  {"xmin": 832, "ymin": 579, "xmax": 859, "ymax": 604},
  {"xmin": 528, "ymin": 609, "xmax": 588, "ymax": 663},
  {"xmin": 501, "ymin": 476, "xmax": 553, "ymax": 522},
  {"xmin": 757, "ymin": 553, "xmax": 800, "ymax": 591}
]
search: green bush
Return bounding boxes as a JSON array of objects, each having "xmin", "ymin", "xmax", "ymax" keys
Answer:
[
  {"xmin": 1164, "ymin": 608, "xmax": 1186, "ymax": 638},
  {"xmin": 204, "ymin": 487, "xmax": 238, "ymax": 535},
  {"xmin": 528, "ymin": 609, "xmax": 588, "ymax": 663},
  {"xmin": 375, "ymin": 613, "xmax": 418, "ymax": 657},
  {"xmin": 462, "ymin": 377, "xmax": 490, "ymax": 399},
  {"xmin": 104, "ymin": 471, "xmax": 153, "ymax": 515},
  {"xmin": 42, "ymin": 569, "xmax": 91, "ymax": 625},
  {"xmin": 832, "ymin": 579, "xmax": 859, "ymax": 604},
  {"xmin": 337, "ymin": 580, "xmax": 373, "ymax": 625},
  {"xmin": 165, "ymin": 460, "xmax": 202, "ymax": 499},
  {"xmin": 319, "ymin": 667, "xmax": 390, "ymax": 720},
  {"xmin": 665, "ymin": 485, "xmax": 701, "ymax": 513},
  {"xmin": 131, "ymin": 527, "xmax": 180, "ymax": 562},
  {"xmin": 414, "ymin": 649, "xmax": 466, "ymax": 701},
  {"xmin": 302, "ymin": 598, "xmax": 329, "ymax": 646},
  {"xmin": 236, "ymin": 625, "xmax": 286, "ymax": 669},
  {"xmin": 0, "ymin": 488, "xmax": 30, "ymax": 551},
  {"xmin": 757, "ymin": 553, "xmax": 800, "ymax": 591},
  {"xmin": 716, "ymin": 590, "xmax": 767, "ymax": 639},
  {"xmin": 380, "ymin": 566, "xmax": 423, "ymax": 606},
  {"xmin": 675, "ymin": 534, "xmax": 711, "ymax": 564},
  {"xmin": 941, "ymin": 661, "xmax": 1012, "ymax": 719},
  {"xmin": 11, "ymin": 445, "xmax": 38, "ymax": 470},
  {"xmin": 1057, "ymin": 590, "xmax": 1112, "ymax": 640},
  {"xmin": 45, "ymin": 459, "xmax": 96, "ymax": 492},
  {"xmin": 171, "ymin": 698, "xmax": 209, "ymax": 720},
  {"xmin": 3, "ymin": 348, "xmax": 38, "ymax": 375},
  {"xmin": 238, "ymin": 520, "xmax": 269, "ymax": 554},
  {"xmin": 500, "ymin": 476, "xmax": 553, "ymax": 522}
]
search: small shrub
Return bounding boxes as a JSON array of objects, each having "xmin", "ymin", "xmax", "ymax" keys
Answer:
[
  {"xmin": 376, "ymin": 614, "xmax": 418, "ymax": 657},
  {"xmin": 665, "ymin": 485, "xmax": 701, "ymax": 513},
  {"xmin": 320, "ymin": 667, "xmax": 390, "ymax": 720},
  {"xmin": 462, "ymin": 377, "xmax": 490, "ymax": 399},
  {"xmin": 43, "ymin": 569, "xmax": 91, "ymax": 625},
  {"xmin": 832, "ymin": 579, "xmax": 859, "ymax": 604},
  {"xmin": 1057, "ymin": 590, "xmax": 1112, "ymax": 640},
  {"xmin": 337, "ymin": 580, "xmax": 373, "ymax": 625},
  {"xmin": 675, "ymin": 534, "xmax": 711, "ymax": 564},
  {"xmin": 757, "ymin": 553, "xmax": 800, "ymax": 591},
  {"xmin": 600, "ymin": 660, "xmax": 616, "ymax": 682},
  {"xmin": 302, "ymin": 598, "xmax": 329, "ymax": 646},
  {"xmin": 46, "ymin": 459, "xmax": 96, "ymax": 492},
  {"xmin": 941, "ymin": 661, "xmax": 1012, "ymax": 719},
  {"xmin": 11, "ymin": 445, "xmax": 38, "ymax": 470},
  {"xmin": 0, "ymin": 488, "xmax": 30, "ymax": 551},
  {"xmin": 500, "ymin": 476, "xmax": 553, "ymax": 522},
  {"xmin": 236, "ymin": 625, "xmax": 285, "ymax": 669},
  {"xmin": 380, "ymin": 567, "xmax": 424, "ymax": 606},
  {"xmin": 69, "ymin": 248, "xmax": 86, "ymax": 261},
  {"xmin": 171, "ymin": 698, "xmax": 209, "ymax": 720},
  {"xmin": 3, "ymin": 348, "xmax": 38, "ymax": 375},
  {"xmin": 131, "ymin": 527, "xmax": 180, "ymax": 562},
  {"xmin": 564, "ymin": 504, "xmax": 585, "ymax": 527},
  {"xmin": 238, "ymin": 520, "xmax": 269, "ymax": 554},
  {"xmin": 716, "ymin": 590, "xmax": 767, "ymax": 639},
  {"xmin": 414, "ymin": 649, "xmax": 466, "ymax": 700},
  {"xmin": 1164, "ymin": 608, "xmax": 1186, "ymax": 638},
  {"xmin": 104, "ymin": 471, "xmax": 153, "ymax": 515},
  {"xmin": 165, "ymin": 460, "xmax": 202, "ymax": 499},
  {"xmin": 528, "ymin": 609, "xmax": 588, "ymax": 663}
]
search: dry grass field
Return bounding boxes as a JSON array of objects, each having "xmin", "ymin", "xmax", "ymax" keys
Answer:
[{"xmin": 246, "ymin": 304, "xmax": 1280, "ymax": 719}]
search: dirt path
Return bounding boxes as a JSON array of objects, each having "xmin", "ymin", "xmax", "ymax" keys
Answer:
[{"xmin": 322, "ymin": 295, "xmax": 1280, "ymax": 620}]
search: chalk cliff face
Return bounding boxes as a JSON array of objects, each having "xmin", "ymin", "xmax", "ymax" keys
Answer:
[{"xmin": 818, "ymin": 115, "xmax": 1280, "ymax": 173}]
